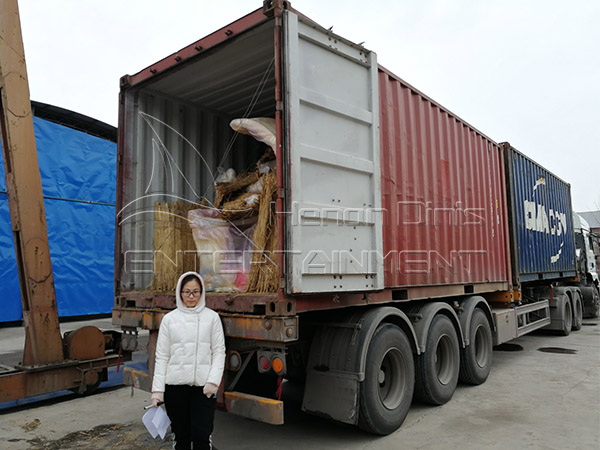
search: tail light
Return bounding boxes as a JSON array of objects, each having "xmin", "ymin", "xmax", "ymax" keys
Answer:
[
  {"xmin": 272, "ymin": 357, "xmax": 285, "ymax": 375},
  {"xmin": 257, "ymin": 349, "xmax": 286, "ymax": 375},
  {"xmin": 258, "ymin": 355, "xmax": 271, "ymax": 372}
]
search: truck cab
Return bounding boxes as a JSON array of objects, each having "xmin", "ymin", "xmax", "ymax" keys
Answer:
[{"xmin": 573, "ymin": 213, "xmax": 600, "ymax": 317}]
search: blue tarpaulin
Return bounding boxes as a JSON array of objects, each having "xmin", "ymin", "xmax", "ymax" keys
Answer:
[{"xmin": 0, "ymin": 116, "xmax": 116, "ymax": 322}]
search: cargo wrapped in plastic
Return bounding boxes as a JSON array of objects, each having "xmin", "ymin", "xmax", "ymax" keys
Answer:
[{"xmin": 188, "ymin": 208, "xmax": 257, "ymax": 292}]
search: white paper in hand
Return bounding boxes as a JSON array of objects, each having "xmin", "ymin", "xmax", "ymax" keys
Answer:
[{"xmin": 142, "ymin": 406, "xmax": 171, "ymax": 439}]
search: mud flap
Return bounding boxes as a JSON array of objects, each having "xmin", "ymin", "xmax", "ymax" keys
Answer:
[{"xmin": 301, "ymin": 370, "xmax": 359, "ymax": 425}]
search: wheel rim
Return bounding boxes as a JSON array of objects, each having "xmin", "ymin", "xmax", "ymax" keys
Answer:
[
  {"xmin": 434, "ymin": 334, "xmax": 454, "ymax": 386},
  {"xmin": 565, "ymin": 302, "xmax": 572, "ymax": 329},
  {"xmin": 378, "ymin": 347, "xmax": 407, "ymax": 410},
  {"xmin": 474, "ymin": 324, "xmax": 489, "ymax": 368}
]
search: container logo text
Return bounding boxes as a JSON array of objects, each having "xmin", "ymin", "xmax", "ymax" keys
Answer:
[{"xmin": 523, "ymin": 200, "xmax": 568, "ymax": 236}]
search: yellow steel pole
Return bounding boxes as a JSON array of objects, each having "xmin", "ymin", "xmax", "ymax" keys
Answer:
[{"xmin": 0, "ymin": 0, "xmax": 64, "ymax": 365}]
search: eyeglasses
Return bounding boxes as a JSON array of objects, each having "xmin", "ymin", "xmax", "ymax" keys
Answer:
[{"xmin": 181, "ymin": 289, "xmax": 202, "ymax": 298}]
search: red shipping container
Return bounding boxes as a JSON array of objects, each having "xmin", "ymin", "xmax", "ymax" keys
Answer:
[
  {"xmin": 115, "ymin": 6, "xmax": 511, "ymax": 308},
  {"xmin": 378, "ymin": 67, "xmax": 510, "ymax": 295}
]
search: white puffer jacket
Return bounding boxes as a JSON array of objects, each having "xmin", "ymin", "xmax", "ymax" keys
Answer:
[{"xmin": 151, "ymin": 272, "xmax": 225, "ymax": 392}]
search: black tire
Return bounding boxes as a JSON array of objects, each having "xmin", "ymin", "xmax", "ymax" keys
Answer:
[
  {"xmin": 558, "ymin": 298, "xmax": 572, "ymax": 336},
  {"xmin": 593, "ymin": 287, "xmax": 600, "ymax": 318},
  {"xmin": 459, "ymin": 308, "xmax": 493, "ymax": 385},
  {"xmin": 582, "ymin": 286, "xmax": 599, "ymax": 319},
  {"xmin": 358, "ymin": 324, "xmax": 415, "ymax": 435},
  {"xmin": 414, "ymin": 314, "xmax": 460, "ymax": 405},
  {"xmin": 572, "ymin": 293, "xmax": 583, "ymax": 331}
]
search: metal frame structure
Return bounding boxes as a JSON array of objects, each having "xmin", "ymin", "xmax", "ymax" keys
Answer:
[{"xmin": 0, "ymin": 0, "xmax": 127, "ymax": 403}]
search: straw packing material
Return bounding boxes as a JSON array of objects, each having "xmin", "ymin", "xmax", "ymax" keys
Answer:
[
  {"xmin": 219, "ymin": 192, "xmax": 260, "ymax": 221},
  {"xmin": 247, "ymin": 171, "xmax": 279, "ymax": 293},
  {"xmin": 150, "ymin": 201, "xmax": 198, "ymax": 292},
  {"xmin": 214, "ymin": 171, "xmax": 259, "ymax": 208}
]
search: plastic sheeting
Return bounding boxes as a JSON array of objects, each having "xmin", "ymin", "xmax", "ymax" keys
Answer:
[
  {"xmin": 188, "ymin": 209, "xmax": 257, "ymax": 292},
  {"xmin": 0, "ymin": 116, "xmax": 116, "ymax": 321}
]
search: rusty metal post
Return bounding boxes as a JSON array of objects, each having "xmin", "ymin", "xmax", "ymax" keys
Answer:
[{"xmin": 0, "ymin": 0, "xmax": 64, "ymax": 365}]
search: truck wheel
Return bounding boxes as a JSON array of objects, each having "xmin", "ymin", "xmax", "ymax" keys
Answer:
[
  {"xmin": 559, "ymin": 298, "xmax": 572, "ymax": 336},
  {"xmin": 582, "ymin": 286, "xmax": 599, "ymax": 318},
  {"xmin": 593, "ymin": 287, "xmax": 600, "ymax": 318},
  {"xmin": 358, "ymin": 324, "xmax": 414, "ymax": 435},
  {"xmin": 459, "ymin": 308, "xmax": 492, "ymax": 385},
  {"xmin": 414, "ymin": 314, "xmax": 459, "ymax": 405},
  {"xmin": 572, "ymin": 293, "xmax": 583, "ymax": 331}
]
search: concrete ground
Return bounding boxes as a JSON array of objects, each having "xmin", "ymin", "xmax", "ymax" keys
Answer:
[{"xmin": 0, "ymin": 317, "xmax": 598, "ymax": 450}]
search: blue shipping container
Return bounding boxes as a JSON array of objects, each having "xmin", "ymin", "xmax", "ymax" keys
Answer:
[
  {"xmin": 503, "ymin": 144, "xmax": 576, "ymax": 283},
  {"xmin": 0, "ymin": 112, "xmax": 116, "ymax": 322}
]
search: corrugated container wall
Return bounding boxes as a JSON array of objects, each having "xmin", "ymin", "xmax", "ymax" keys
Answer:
[
  {"xmin": 116, "ymin": 6, "xmax": 513, "ymax": 300},
  {"xmin": 503, "ymin": 144, "xmax": 576, "ymax": 282},
  {"xmin": 117, "ymin": 18, "xmax": 274, "ymax": 291},
  {"xmin": 378, "ymin": 68, "xmax": 510, "ymax": 290}
]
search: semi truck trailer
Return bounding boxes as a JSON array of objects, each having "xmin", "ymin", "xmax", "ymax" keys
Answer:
[{"xmin": 112, "ymin": 1, "xmax": 596, "ymax": 435}]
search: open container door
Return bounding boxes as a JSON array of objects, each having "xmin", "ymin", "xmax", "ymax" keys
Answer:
[{"xmin": 283, "ymin": 11, "xmax": 383, "ymax": 294}]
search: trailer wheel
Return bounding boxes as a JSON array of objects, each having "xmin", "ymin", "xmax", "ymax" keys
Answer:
[
  {"xmin": 559, "ymin": 298, "xmax": 572, "ymax": 336},
  {"xmin": 414, "ymin": 314, "xmax": 459, "ymax": 405},
  {"xmin": 459, "ymin": 308, "xmax": 492, "ymax": 385},
  {"xmin": 358, "ymin": 324, "xmax": 414, "ymax": 435},
  {"xmin": 572, "ymin": 293, "xmax": 583, "ymax": 331}
]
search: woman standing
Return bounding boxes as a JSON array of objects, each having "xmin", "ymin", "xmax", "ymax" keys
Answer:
[{"xmin": 151, "ymin": 271, "xmax": 225, "ymax": 450}]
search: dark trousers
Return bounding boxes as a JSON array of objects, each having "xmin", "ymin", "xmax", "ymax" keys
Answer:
[{"xmin": 164, "ymin": 384, "xmax": 216, "ymax": 450}]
